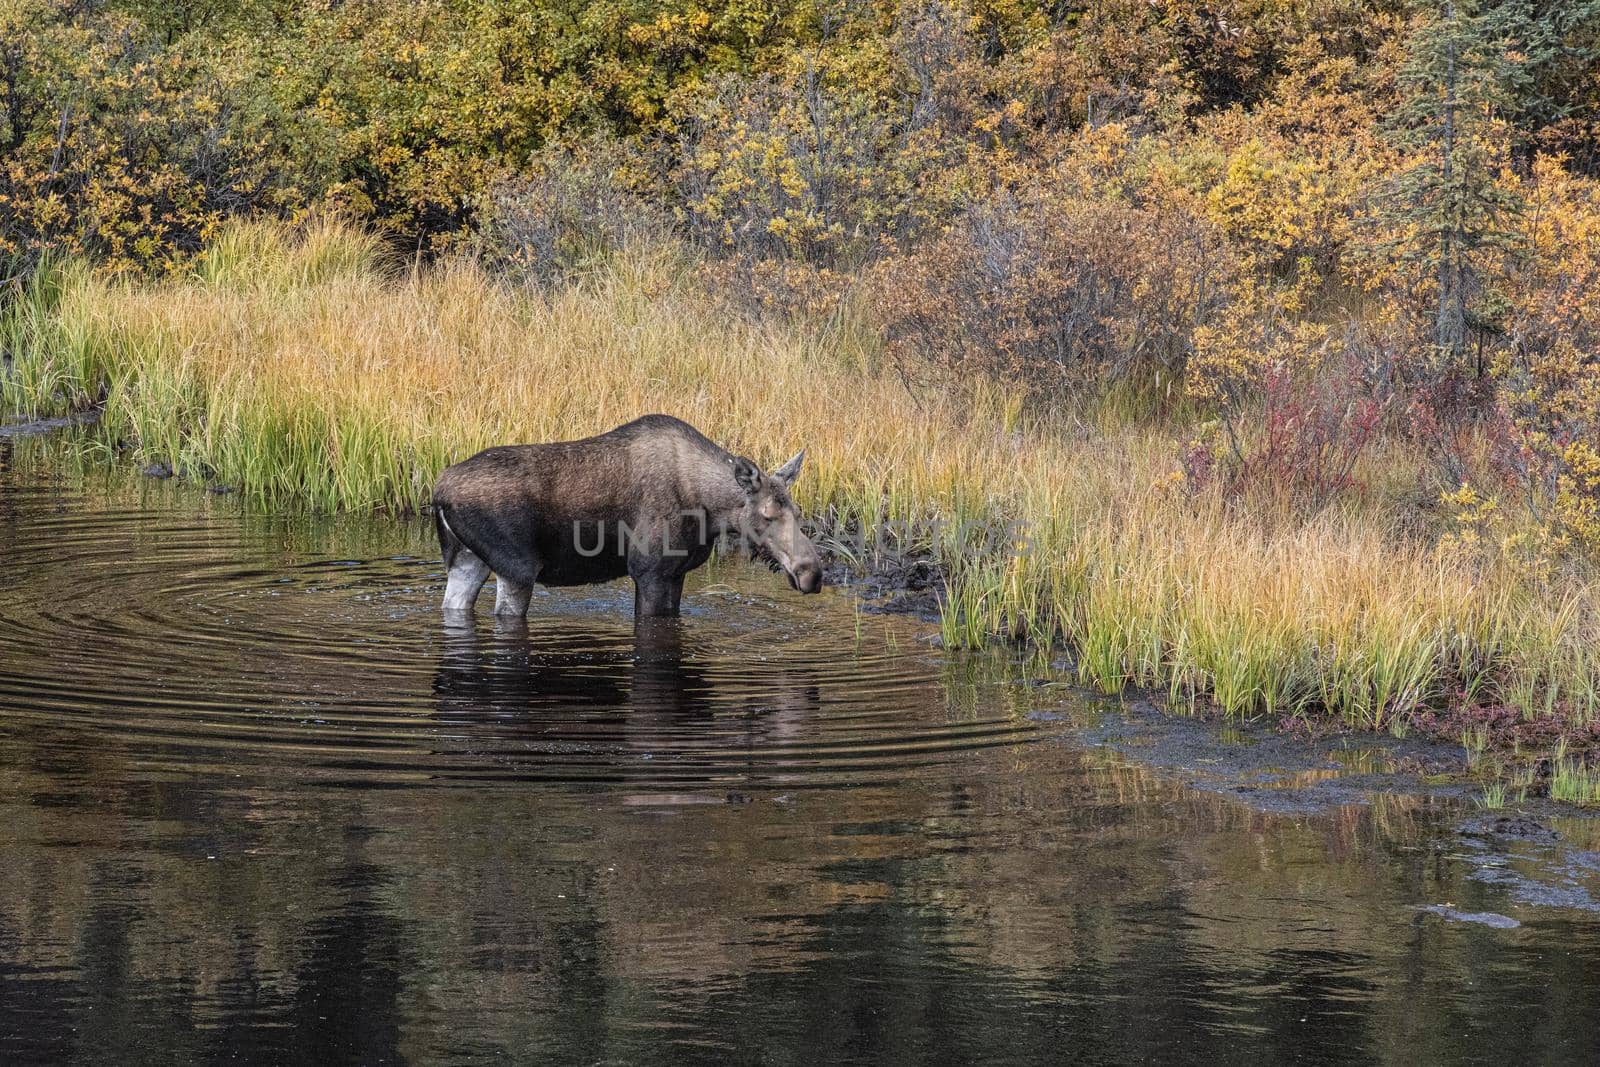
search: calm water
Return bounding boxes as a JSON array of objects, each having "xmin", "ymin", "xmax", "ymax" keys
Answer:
[{"xmin": 2, "ymin": 436, "xmax": 1600, "ymax": 1065}]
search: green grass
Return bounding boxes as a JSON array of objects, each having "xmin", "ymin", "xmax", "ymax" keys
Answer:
[{"xmin": 1550, "ymin": 742, "xmax": 1600, "ymax": 806}]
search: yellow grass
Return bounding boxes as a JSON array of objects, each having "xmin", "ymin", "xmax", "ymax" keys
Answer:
[{"xmin": 4, "ymin": 219, "xmax": 1597, "ymax": 728}]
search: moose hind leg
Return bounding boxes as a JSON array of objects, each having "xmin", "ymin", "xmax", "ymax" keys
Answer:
[
  {"xmin": 494, "ymin": 574, "xmax": 534, "ymax": 617},
  {"xmin": 442, "ymin": 549, "xmax": 491, "ymax": 612}
]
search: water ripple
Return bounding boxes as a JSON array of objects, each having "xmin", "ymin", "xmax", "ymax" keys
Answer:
[{"xmin": 0, "ymin": 478, "xmax": 1042, "ymax": 794}]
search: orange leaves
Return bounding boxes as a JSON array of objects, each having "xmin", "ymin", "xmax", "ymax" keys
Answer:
[{"xmin": 873, "ymin": 177, "xmax": 1236, "ymax": 398}]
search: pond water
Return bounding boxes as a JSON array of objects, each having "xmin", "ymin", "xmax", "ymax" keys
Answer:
[{"xmin": 2, "ymin": 435, "xmax": 1600, "ymax": 1065}]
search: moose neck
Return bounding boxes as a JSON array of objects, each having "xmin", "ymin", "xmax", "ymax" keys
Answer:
[
  {"xmin": 691, "ymin": 454, "xmax": 754, "ymax": 536},
  {"xmin": 705, "ymin": 495, "xmax": 749, "ymax": 538}
]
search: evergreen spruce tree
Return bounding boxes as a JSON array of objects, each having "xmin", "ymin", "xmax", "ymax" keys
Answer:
[
  {"xmin": 1385, "ymin": 0, "xmax": 1524, "ymax": 374},
  {"xmin": 1495, "ymin": 0, "xmax": 1600, "ymax": 169}
]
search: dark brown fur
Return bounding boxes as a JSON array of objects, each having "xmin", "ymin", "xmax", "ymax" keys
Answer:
[{"xmin": 433, "ymin": 414, "xmax": 821, "ymax": 617}]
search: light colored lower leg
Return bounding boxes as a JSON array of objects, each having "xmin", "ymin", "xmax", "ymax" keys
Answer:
[
  {"xmin": 442, "ymin": 550, "xmax": 490, "ymax": 611},
  {"xmin": 494, "ymin": 576, "xmax": 533, "ymax": 617}
]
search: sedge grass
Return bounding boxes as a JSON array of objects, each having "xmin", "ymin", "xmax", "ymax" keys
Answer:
[
  {"xmin": 3, "ymin": 220, "xmax": 1598, "ymax": 733},
  {"xmin": 1550, "ymin": 743, "xmax": 1600, "ymax": 806}
]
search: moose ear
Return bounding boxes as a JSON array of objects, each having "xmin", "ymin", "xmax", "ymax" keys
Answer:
[
  {"xmin": 772, "ymin": 449, "xmax": 805, "ymax": 488},
  {"xmin": 731, "ymin": 455, "xmax": 762, "ymax": 495}
]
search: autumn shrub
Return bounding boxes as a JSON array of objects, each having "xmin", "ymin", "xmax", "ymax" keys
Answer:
[
  {"xmin": 1423, "ymin": 158, "xmax": 1600, "ymax": 566},
  {"xmin": 1186, "ymin": 271, "xmax": 1331, "ymax": 405},
  {"xmin": 670, "ymin": 2, "xmax": 990, "ymax": 268},
  {"xmin": 237, "ymin": 0, "xmax": 848, "ymax": 248},
  {"xmin": 997, "ymin": 1, "xmax": 1183, "ymax": 139},
  {"xmin": 1155, "ymin": 24, "xmax": 1401, "ymax": 281},
  {"xmin": 1494, "ymin": 161, "xmax": 1600, "ymax": 556},
  {"xmin": 875, "ymin": 182, "xmax": 1234, "ymax": 398},
  {"xmin": 473, "ymin": 141, "xmax": 668, "ymax": 285},
  {"xmin": 0, "ymin": 3, "xmax": 302, "ymax": 274},
  {"xmin": 1496, "ymin": 327, "xmax": 1600, "ymax": 559},
  {"xmin": 1189, "ymin": 132, "xmax": 1383, "ymax": 283},
  {"xmin": 675, "ymin": 72, "xmax": 896, "ymax": 267},
  {"xmin": 1187, "ymin": 352, "xmax": 1387, "ymax": 513}
]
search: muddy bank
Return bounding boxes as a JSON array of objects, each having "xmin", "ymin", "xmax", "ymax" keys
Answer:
[
  {"xmin": 823, "ymin": 554, "xmax": 945, "ymax": 620},
  {"xmin": 835, "ymin": 542, "xmax": 1600, "ymax": 824},
  {"xmin": 1050, "ymin": 690, "xmax": 1476, "ymax": 814},
  {"xmin": 0, "ymin": 411, "xmax": 99, "ymax": 438},
  {"xmin": 1018, "ymin": 679, "xmax": 1600, "ymax": 915}
]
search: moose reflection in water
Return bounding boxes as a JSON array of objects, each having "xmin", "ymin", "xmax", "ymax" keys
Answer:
[{"xmin": 432, "ymin": 615, "xmax": 825, "ymax": 781}]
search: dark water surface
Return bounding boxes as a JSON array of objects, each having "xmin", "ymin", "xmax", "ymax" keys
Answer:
[{"xmin": 2, "ymin": 438, "xmax": 1600, "ymax": 1065}]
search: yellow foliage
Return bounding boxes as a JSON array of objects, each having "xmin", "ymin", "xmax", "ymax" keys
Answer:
[{"xmin": 1187, "ymin": 274, "xmax": 1331, "ymax": 404}]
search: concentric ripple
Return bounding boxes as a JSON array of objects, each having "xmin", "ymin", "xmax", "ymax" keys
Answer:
[{"xmin": 0, "ymin": 470, "xmax": 1050, "ymax": 794}]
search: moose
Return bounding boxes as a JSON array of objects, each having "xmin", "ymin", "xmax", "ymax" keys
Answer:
[{"xmin": 432, "ymin": 415, "xmax": 824, "ymax": 618}]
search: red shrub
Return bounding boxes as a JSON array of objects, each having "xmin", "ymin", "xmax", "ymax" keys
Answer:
[{"xmin": 1194, "ymin": 353, "xmax": 1387, "ymax": 512}]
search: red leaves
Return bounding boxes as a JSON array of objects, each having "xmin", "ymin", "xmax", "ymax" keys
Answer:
[{"xmin": 1190, "ymin": 354, "xmax": 1387, "ymax": 511}]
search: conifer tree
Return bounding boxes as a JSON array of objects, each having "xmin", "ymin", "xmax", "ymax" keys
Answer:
[{"xmin": 1385, "ymin": 0, "xmax": 1523, "ymax": 373}]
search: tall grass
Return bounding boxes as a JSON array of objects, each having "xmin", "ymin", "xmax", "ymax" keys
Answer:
[{"xmin": 3, "ymin": 220, "xmax": 1597, "ymax": 730}]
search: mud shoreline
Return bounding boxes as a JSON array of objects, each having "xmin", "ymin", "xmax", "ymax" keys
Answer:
[
  {"xmin": 0, "ymin": 411, "xmax": 100, "ymax": 438},
  {"xmin": 1021, "ymin": 682, "xmax": 1600, "ymax": 916}
]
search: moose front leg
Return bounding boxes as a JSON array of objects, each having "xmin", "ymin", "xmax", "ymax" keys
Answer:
[{"xmin": 632, "ymin": 573, "xmax": 685, "ymax": 618}]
